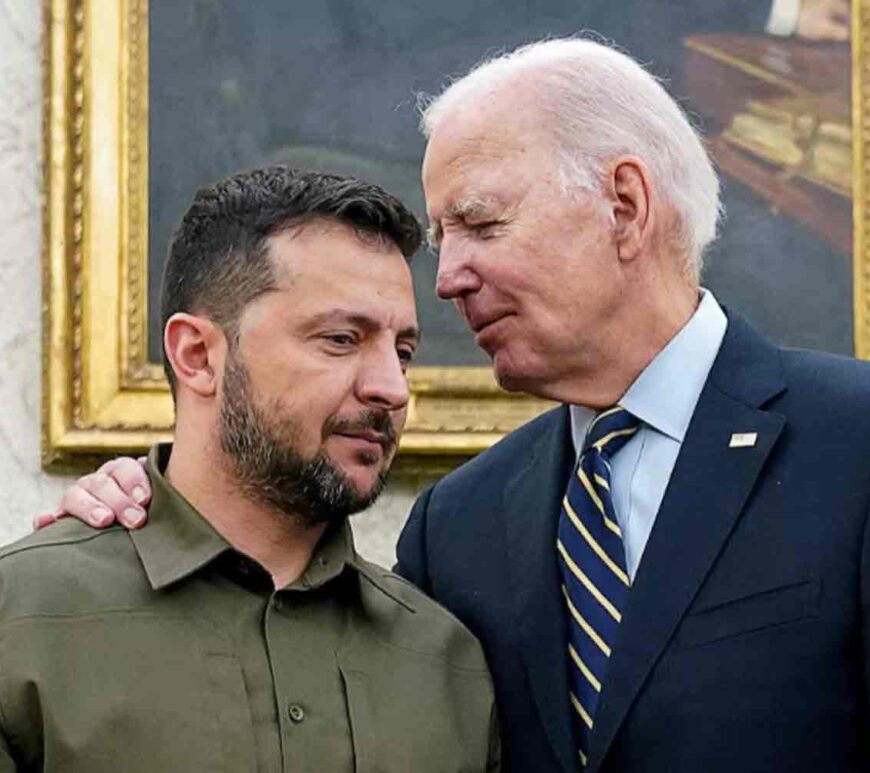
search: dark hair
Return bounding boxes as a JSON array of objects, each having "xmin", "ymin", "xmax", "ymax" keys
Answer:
[{"xmin": 160, "ymin": 166, "xmax": 423, "ymax": 396}]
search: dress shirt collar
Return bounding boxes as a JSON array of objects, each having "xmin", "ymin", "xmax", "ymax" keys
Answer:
[
  {"xmin": 570, "ymin": 288, "xmax": 728, "ymax": 452},
  {"xmin": 131, "ymin": 443, "xmax": 358, "ymax": 591}
]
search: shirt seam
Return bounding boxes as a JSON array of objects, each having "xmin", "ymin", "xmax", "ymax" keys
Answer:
[
  {"xmin": 355, "ymin": 568, "xmax": 418, "ymax": 614},
  {"xmin": 0, "ymin": 527, "xmax": 125, "ymax": 563},
  {"xmin": 0, "ymin": 609, "xmax": 231, "ymax": 643},
  {"xmin": 342, "ymin": 577, "xmax": 490, "ymax": 674},
  {"xmin": 340, "ymin": 637, "xmax": 492, "ymax": 675}
]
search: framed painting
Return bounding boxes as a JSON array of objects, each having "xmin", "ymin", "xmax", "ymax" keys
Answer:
[{"xmin": 42, "ymin": 0, "xmax": 870, "ymax": 469}]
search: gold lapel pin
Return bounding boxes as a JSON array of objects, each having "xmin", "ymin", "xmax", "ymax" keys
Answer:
[{"xmin": 729, "ymin": 432, "xmax": 758, "ymax": 448}]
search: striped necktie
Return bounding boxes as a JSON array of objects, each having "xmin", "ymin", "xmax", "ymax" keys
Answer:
[{"xmin": 557, "ymin": 406, "xmax": 640, "ymax": 768}]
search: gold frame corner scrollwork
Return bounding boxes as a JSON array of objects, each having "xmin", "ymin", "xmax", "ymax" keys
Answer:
[
  {"xmin": 41, "ymin": 0, "xmax": 553, "ymax": 470},
  {"xmin": 43, "ymin": 0, "xmax": 869, "ymax": 470}
]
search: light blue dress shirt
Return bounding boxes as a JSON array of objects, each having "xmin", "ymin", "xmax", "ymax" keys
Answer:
[{"xmin": 569, "ymin": 290, "xmax": 728, "ymax": 581}]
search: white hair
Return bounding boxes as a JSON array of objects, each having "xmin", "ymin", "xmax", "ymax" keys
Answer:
[{"xmin": 420, "ymin": 38, "xmax": 722, "ymax": 280}]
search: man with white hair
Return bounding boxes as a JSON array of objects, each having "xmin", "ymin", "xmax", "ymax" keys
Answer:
[
  {"xmin": 396, "ymin": 38, "xmax": 870, "ymax": 772},
  {"xmin": 43, "ymin": 37, "xmax": 869, "ymax": 773}
]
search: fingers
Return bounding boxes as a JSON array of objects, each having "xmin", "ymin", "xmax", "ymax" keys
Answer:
[
  {"xmin": 58, "ymin": 482, "xmax": 120, "ymax": 528},
  {"xmin": 32, "ymin": 510, "xmax": 61, "ymax": 531},
  {"xmin": 34, "ymin": 456, "xmax": 153, "ymax": 534},
  {"xmin": 100, "ymin": 457, "xmax": 153, "ymax": 508},
  {"xmin": 76, "ymin": 470, "xmax": 148, "ymax": 528}
]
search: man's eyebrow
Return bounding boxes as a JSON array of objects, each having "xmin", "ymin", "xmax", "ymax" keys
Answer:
[
  {"xmin": 427, "ymin": 194, "xmax": 499, "ymax": 249},
  {"xmin": 307, "ymin": 310, "xmax": 421, "ymax": 345},
  {"xmin": 450, "ymin": 194, "xmax": 496, "ymax": 220},
  {"xmin": 399, "ymin": 326, "xmax": 422, "ymax": 346}
]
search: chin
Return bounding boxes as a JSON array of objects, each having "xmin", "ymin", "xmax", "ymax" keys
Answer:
[
  {"xmin": 493, "ymin": 369, "xmax": 526, "ymax": 393},
  {"xmin": 492, "ymin": 350, "xmax": 531, "ymax": 390},
  {"xmin": 337, "ymin": 455, "xmax": 391, "ymax": 492},
  {"xmin": 492, "ymin": 351, "xmax": 554, "ymax": 399}
]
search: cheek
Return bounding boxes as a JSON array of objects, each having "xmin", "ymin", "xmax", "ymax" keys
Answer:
[
  {"xmin": 264, "ymin": 360, "xmax": 356, "ymax": 408},
  {"xmin": 266, "ymin": 386, "xmax": 354, "ymax": 452}
]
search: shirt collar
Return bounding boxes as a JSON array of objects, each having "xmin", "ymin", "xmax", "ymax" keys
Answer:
[
  {"xmin": 570, "ymin": 288, "xmax": 728, "ymax": 453},
  {"xmin": 131, "ymin": 443, "xmax": 359, "ymax": 591},
  {"xmin": 290, "ymin": 519, "xmax": 357, "ymax": 591}
]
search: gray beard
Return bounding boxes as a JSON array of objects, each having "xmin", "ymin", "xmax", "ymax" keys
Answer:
[{"xmin": 218, "ymin": 356, "xmax": 390, "ymax": 528}]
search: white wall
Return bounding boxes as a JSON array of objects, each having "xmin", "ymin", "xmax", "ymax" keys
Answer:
[
  {"xmin": 0, "ymin": 0, "xmax": 436, "ymax": 566},
  {"xmin": 0, "ymin": 0, "xmax": 73, "ymax": 545}
]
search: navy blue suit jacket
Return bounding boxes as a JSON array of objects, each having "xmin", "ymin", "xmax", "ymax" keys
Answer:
[{"xmin": 396, "ymin": 314, "xmax": 870, "ymax": 772}]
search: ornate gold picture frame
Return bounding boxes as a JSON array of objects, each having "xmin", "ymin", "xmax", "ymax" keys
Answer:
[{"xmin": 42, "ymin": 0, "xmax": 869, "ymax": 469}]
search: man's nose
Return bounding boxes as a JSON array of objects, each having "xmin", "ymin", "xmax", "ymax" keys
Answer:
[
  {"xmin": 435, "ymin": 242, "xmax": 482, "ymax": 300},
  {"xmin": 356, "ymin": 348, "xmax": 410, "ymax": 411}
]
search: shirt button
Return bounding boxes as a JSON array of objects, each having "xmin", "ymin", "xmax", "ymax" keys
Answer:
[{"xmin": 288, "ymin": 704, "xmax": 305, "ymax": 723}]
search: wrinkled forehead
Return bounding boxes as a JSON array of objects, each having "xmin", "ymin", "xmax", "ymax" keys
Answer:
[
  {"xmin": 424, "ymin": 72, "xmax": 551, "ymax": 157},
  {"xmin": 422, "ymin": 115, "xmax": 559, "ymax": 228},
  {"xmin": 424, "ymin": 108, "xmax": 523, "ymax": 175},
  {"xmin": 425, "ymin": 81, "xmax": 559, "ymax": 170}
]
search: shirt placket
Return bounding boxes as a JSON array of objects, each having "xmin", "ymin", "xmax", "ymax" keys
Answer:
[{"xmin": 263, "ymin": 584, "xmax": 355, "ymax": 773}]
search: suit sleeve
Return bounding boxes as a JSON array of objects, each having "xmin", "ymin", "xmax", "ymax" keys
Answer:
[
  {"xmin": 394, "ymin": 485, "xmax": 435, "ymax": 596},
  {"xmin": 862, "ymin": 497, "xmax": 870, "ymax": 728}
]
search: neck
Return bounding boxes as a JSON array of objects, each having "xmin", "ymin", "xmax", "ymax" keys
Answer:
[
  {"xmin": 556, "ymin": 279, "xmax": 700, "ymax": 409},
  {"xmin": 166, "ymin": 426, "xmax": 327, "ymax": 589}
]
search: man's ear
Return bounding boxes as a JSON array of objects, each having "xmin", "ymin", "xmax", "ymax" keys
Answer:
[
  {"xmin": 163, "ymin": 313, "xmax": 225, "ymax": 398},
  {"xmin": 607, "ymin": 157, "xmax": 652, "ymax": 262}
]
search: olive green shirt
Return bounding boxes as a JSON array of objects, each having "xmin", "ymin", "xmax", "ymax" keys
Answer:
[{"xmin": 0, "ymin": 445, "xmax": 498, "ymax": 772}]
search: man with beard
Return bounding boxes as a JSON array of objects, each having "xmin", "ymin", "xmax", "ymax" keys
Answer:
[{"xmin": 0, "ymin": 167, "xmax": 499, "ymax": 772}]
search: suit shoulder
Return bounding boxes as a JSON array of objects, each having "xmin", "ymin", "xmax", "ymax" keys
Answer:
[
  {"xmin": 778, "ymin": 347, "xmax": 870, "ymax": 407},
  {"xmin": 354, "ymin": 557, "xmax": 490, "ymax": 674}
]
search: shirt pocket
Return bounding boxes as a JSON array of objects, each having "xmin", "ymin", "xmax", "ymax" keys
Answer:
[
  {"xmin": 337, "ymin": 652, "xmax": 492, "ymax": 773},
  {"xmin": 0, "ymin": 613, "xmax": 258, "ymax": 772},
  {"xmin": 674, "ymin": 578, "xmax": 819, "ymax": 649}
]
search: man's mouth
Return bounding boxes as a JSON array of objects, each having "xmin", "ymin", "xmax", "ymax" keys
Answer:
[
  {"xmin": 324, "ymin": 409, "xmax": 398, "ymax": 461},
  {"xmin": 334, "ymin": 431, "xmax": 390, "ymax": 451},
  {"xmin": 470, "ymin": 312, "xmax": 513, "ymax": 335}
]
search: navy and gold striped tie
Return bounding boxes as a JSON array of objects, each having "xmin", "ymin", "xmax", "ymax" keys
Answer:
[{"xmin": 557, "ymin": 406, "xmax": 640, "ymax": 767}]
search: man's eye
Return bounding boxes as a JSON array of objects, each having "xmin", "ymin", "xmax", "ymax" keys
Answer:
[
  {"xmin": 470, "ymin": 221, "xmax": 500, "ymax": 239},
  {"xmin": 325, "ymin": 333, "xmax": 356, "ymax": 347},
  {"xmin": 397, "ymin": 348, "xmax": 415, "ymax": 369}
]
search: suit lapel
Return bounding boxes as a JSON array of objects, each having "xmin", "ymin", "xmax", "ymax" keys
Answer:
[
  {"xmin": 503, "ymin": 406, "xmax": 577, "ymax": 773},
  {"xmin": 586, "ymin": 314, "xmax": 787, "ymax": 772}
]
